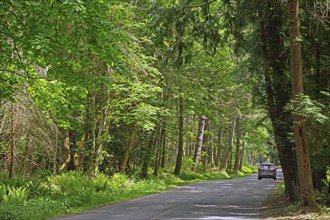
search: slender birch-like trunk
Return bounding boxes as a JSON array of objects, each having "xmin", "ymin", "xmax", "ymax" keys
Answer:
[{"xmin": 192, "ymin": 116, "xmax": 206, "ymax": 171}]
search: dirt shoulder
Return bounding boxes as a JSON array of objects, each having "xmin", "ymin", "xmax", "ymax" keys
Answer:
[{"xmin": 260, "ymin": 188, "xmax": 329, "ymax": 219}]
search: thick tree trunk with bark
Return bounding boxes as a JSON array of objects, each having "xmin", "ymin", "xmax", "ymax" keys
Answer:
[
  {"xmin": 259, "ymin": 7, "xmax": 300, "ymax": 201},
  {"xmin": 289, "ymin": 0, "xmax": 317, "ymax": 209},
  {"xmin": 192, "ymin": 116, "xmax": 206, "ymax": 171}
]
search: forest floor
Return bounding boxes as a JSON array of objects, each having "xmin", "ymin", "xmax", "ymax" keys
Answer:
[{"xmin": 261, "ymin": 189, "xmax": 330, "ymax": 219}]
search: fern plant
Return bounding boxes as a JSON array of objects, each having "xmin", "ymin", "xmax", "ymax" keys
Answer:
[
  {"xmin": 0, "ymin": 184, "xmax": 6, "ymax": 202},
  {"xmin": 93, "ymin": 173, "xmax": 111, "ymax": 191},
  {"xmin": 2, "ymin": 186, "xmax": 29, "ymax": 205}
]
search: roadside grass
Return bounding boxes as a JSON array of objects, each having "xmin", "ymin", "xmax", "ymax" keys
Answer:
[
  {"xmin": 0, "ymin": 167, "xmax": 255, "ymax": 220},
  {"xmin": 261, "ymin": 182, "xmax": 330, "ymax": 219}
]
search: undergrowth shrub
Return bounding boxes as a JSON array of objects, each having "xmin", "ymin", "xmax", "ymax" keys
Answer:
[
  {"xmin": 0, "ymin": 197, "xmax": 66, "ymax": 220},
  {"xmin": 241, "ymin": 165, "xmax": 257, "ymax": 173},
  {"xmin": 45, "ymin": 171, "xmax": 93, "ymax": 196},
  {"xmin": 0, "ymin": 173, "xmax": 28, "ymax": 188},
  {"xmin": 41, "ymin": 171, "xmax": 103, "ymax": 208},
  {"xmin": 180, "ymin": 158, "xmax": 194, "ymax": 172},
  {"xmin": 93, "ymin": 172, "xmax": 111, "ymax": 191},
  {"xmin": 0, "ymin": 183, "xmax": 6, "ymax": 201},
  {"xmin": 179, "ymin": 171, "xmax": 204, "ymax": 180},
  {"xmin": 109, "ymin": 173, "xmax": 129, "ymax": 193},
  {"xmin": 2, "ymin": 186, "xmax": 29, "ymax": 205},
  {"xmin": 0, "ymin": 170, "xmax": 255, "ymax": 220}
]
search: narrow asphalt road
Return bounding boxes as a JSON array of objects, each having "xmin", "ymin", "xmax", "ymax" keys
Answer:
[{"xmin": 52, "ymin": 172, "xmax": 283, "ymax": 220}]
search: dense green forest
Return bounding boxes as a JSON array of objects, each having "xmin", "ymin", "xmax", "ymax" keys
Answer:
[{"xmin": 0, "ymin": 0, "xmax": 329, "ymax": 218}]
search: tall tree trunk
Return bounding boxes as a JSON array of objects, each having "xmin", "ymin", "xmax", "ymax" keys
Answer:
[
  {"xmin": 192, "ymin": 116, "xmax": 206, "ymax": 171},
  {"xmin": 141, "ymin": 132, "xmax": 156, "ymax": 179},
  {"xmin": 289, "ymin": 0, "xmax": 317, "ymax": 208},
  {"xmin": 215, "ymin": 127, "xmax": 222, "ymax": 168},
  {"xmin": 233, "ymin": 117, "xmax": 241, "ymax": 172},
  {"xmin": 120, "ymin": 126, "xmax": 137, "ymax": 172},
  {"xmin": 185, "ymin": 116, "xmax": 191, "ymax": 156},
  {"xmin": 7, "ymin": 103, "xmax": 16, "ymax": 178},
  {"xmin": 53, "ymin": 128, "xmax": 59, "ymax": 175},
  {"xmin": 201, "ymin": 118, "xmax": 209, "ymax": 171},
  {"xmin": 239, "ymin": 141, "xmax": 244, "ymax": 171},
  {"xmin": 174, "ymin": 95, "xmax": 184, "ymax": 175},
  {"xmin": 59, "ymin": 130, "xmax": 70, "ymax": 172},
  {"xmin": 94, "ymin": 95, "xmax": 111, "ymax": 175},
  {"xmin": 220, "ymin": 93, "xmax": 237, "ymax": 171},
  {"xmin": 67, "ymin": 130, "xmax": 77, "ymax": 171},
  {"xmin": 259, "ymin": 8, "xmax": 300, "ymax": 201},
  {"xmin": 161, "ymin": 125, "xmax": 166, "ymax": 168},
  {"xmin": 153, "ymin": 126, "xmax": 162, "ymax": 176}
]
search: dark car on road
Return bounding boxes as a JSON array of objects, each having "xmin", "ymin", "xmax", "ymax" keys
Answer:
[{"xmin": 258, "ymin": 163, "xmax": 277, "ymax": 180}]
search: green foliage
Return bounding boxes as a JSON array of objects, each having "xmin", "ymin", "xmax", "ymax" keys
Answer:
[
  {"xmin": 277, "ymin": 182, "xmax": 285, "ymax": 193},
  {"xmin": 27, "ymin": 79, "xmax": 87, "ymax": 129},
  {"xmin": 0, "ymin": 170, "xmax": 256, "ymax": 220},
  {"xmin": 109, "ymin": 173, "xmax": 129, "ymax": 193},
  {"xmin": 0, "ymin": 197, "xmax": 66, "ymax": 220},
  {"xmin": 285, "ymin": 93, "xmax": 328, "ymax": 124},
  {"xmin": 241, "ymin": 165, "xmax": 258, "ymax": 173},
  {"xmin": 45, "ymin": 171, "xmax": 92, "ymax": 196},
  {"xmin": 110, "ymin": 79, "xmax": 163, "ymax": 130},
  {"xmin": 180, "ymin": 157, "xmax": 194, "ymax": 172},
  {"xmin": 2, "ymin": 186, "xmax": 29, "ymax": 206},
  {"xmin": 93, "ymin": 173, "xmax": 111, "ymax": 191},
  {"xmin": 0, "ymin": 184, "xmax": 6, "ymax": 202}
]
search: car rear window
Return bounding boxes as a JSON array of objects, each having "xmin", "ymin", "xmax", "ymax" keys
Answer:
[{"xmin": 261, "ymin": 164, "xmax": 275, "ymax": 168}]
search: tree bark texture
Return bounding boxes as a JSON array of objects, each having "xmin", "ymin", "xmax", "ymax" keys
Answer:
[
  {"xmin": 201, "ymin": 118, "xmax": 209, "ymax": 171},
  {"xmin": 94, "ymin": 95, "xmax": 111, "ymax": 175},
  {"xmin": 193, "ymin": 116, "xmax": 206, "ymax": 171},
  {"xmin": 120, "ymin": 126, "xmax": 137, "ymax": 172},
  {"xmin": 220, "ymin": 93, "xmax": 237, "ymax": 171},
  {"xmin": 174, "ymin": 95, "xmax": 184, "ymax": 175},
  {"xmin": 154, "ymin": 125, "xmax": 163, "ymax": 176},
  {"xmin": 289, "ymin": 0, "xmax": 317, "ymax": 208},
  {"xmin": 234, "ymin": 117, "xmax": 241, "ymax": 172},
  {"xmin": 141, "ymin": 132, "xmax": 156, "ymax": 179},
  {"xmin": 215, "ymin": 127, "xmax": 222, "ymax": 168},
  {"xmin": 59, "ymin": 130, "xmax": 70, "ymax": 172},
  {"xmin": 259, "ymin": 5, "xmax": 300, "ymax": 201},
  {"xmin": 161, "ymin": 125, "xmax": 166, "ymax": 168},
  {"xmin": 7, "ymin": 103, "xmax": 16, "ymax": 178},
  {"xmin": 67, "ymin": 130, "xmax": 77, "ymax": 171},
  {"xmin": 239, "ymin": 141, "xmax": 244, "ymax": 172}
]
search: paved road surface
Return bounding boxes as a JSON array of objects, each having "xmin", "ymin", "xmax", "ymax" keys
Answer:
[{"xmin": 52, "ymin": 172, "xmax": 283, "ymax": 220}]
